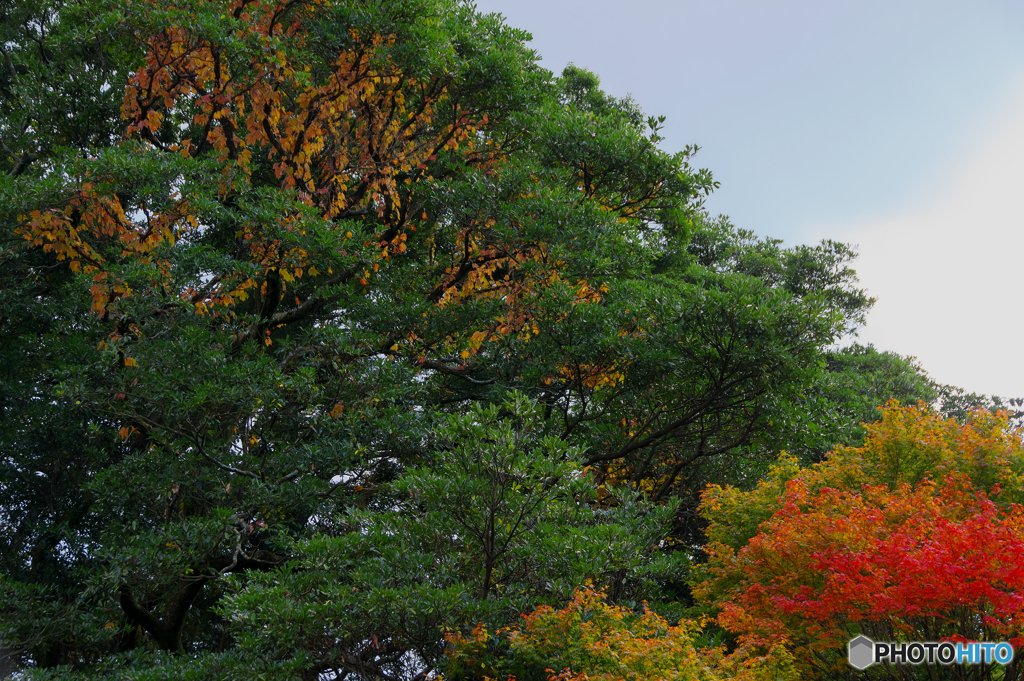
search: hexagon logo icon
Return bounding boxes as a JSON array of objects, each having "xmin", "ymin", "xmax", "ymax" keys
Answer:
[{"xmin": 849, "ymin": 635, "xmax": 875, "ymax": 670}]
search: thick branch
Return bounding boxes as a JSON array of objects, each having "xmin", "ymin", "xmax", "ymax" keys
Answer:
[
  {"xmin": 585, "ymin": 375, "xmax": 761, "ymax": 466},
  {"xmin": 416, "ymin": 358, "xmax": 495, "ymax": 385},
  {"xmin": 231, "ymin": 266, "xmax": 360, "ymax": 346},
  {"xmin": 118, "ymin": 580, "xmax": 206, "ymax": 653}
]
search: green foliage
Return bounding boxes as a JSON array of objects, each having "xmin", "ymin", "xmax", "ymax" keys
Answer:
[
  {"xmin": 0, "ymin": 0, "xmax": 932, "ymax": 678},
  {"xmin": 208, "ymin": 394, "xmax": 682, "ymax": 678}
]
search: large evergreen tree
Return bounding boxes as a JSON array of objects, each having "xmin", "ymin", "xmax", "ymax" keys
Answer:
[{"xmin": 1, "ymin": 1, "xmax": 890, "ymax": 678}]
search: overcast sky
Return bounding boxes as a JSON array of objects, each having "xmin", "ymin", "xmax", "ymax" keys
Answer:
[{"xmin": 472, "ymin": 0, "xmax": 1024, "ymax": 398}]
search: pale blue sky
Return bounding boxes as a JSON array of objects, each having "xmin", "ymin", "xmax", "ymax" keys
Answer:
[{"xmin": 472, "ymin": 0, "xmax": 1024, "ymax": 397}]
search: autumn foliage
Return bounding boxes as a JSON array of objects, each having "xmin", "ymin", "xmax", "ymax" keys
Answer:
[
  {"xmin": 446, "ymin": 586, "xmax": 796, "ymax": 681},
  {"xmin": 15, "ymin": 0, "xmax": 503, "ymax": 320},
  {"xmin": 15, "ymin": 0, "xmax": 619, "ymax": 370},
  {"xmin": 696, "ymin": 402, "xmax": 1024, "ymax": 679}
]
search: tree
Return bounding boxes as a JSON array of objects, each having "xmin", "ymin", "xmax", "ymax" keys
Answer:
[
  {"xmin": 813, "ymin": 345, "xmax": 936, "ymax": 450},
  {"xmin": 606, "ymin": 216, "xmax": 889, "ymax": 558},
  {"xmin": 694, "ymin": 402, "xmax": 1024, "ymax": 679},
  {"xmin": 1, "ymin": 0, "xmax": 562, "ymax": 673},
  {"xmin": 676, "ymin": 214, "xmax": 874, "ymax": 334},
  {"xmin": 1, "ymin": 0, "xmax": 887, "ymax": 677},
  {"xmin": 216, "ymin": 394, "xmax": 683, "ymax": 680}
]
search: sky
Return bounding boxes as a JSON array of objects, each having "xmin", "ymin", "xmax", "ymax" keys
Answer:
[{"xmin": 472, "ymin": 0, "xmax": 1024, "ymax": 398}]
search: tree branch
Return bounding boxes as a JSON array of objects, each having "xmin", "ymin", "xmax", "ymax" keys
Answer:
[{"xmin": 416, "ymin": 358, "xmax": 495, "ymax": 384}]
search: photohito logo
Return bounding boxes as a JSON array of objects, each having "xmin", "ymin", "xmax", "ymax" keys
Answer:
[{"xmin": 848, "ymin": 636, "xmax": 1014, "ymax": 669}]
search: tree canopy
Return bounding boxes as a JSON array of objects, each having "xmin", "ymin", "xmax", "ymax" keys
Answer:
[{"xmin": 0, "ymin": 1, "xmax": 1001, "ymax": 679}]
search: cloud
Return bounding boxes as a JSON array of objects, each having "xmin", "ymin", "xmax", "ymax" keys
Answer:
[{"xmin": 843, "ymin": 73, "xmax": 1024, "ymax": 397}]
